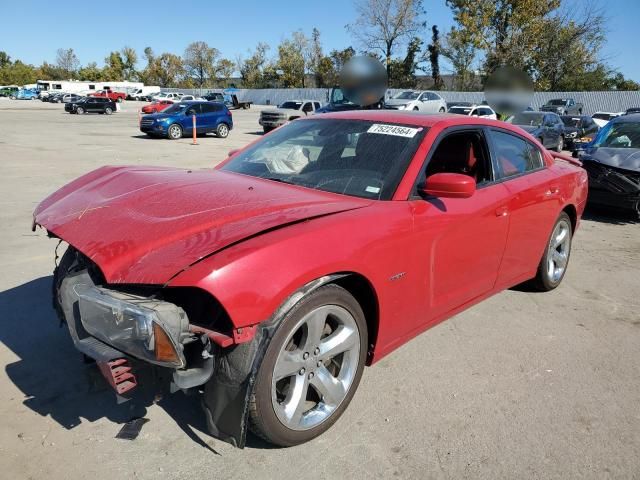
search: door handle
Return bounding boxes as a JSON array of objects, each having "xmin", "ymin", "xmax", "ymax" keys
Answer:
[{"xmin": 495, "ymin": 206, "xmax": 509, "ymax": 217}]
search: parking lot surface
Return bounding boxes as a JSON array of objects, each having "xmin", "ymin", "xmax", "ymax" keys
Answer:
[{"xmin": 0, "ymin": 99, "xmax": 639, "ymax": 480}]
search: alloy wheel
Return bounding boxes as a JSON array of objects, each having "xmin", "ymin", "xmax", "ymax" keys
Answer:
[
  {"xmin": 547, "ymin": 218, "xmax": 571, "ymax": 283},
  {"xmin": 271, "ymin": 304, "xmax": 360, "ymax": 431}
]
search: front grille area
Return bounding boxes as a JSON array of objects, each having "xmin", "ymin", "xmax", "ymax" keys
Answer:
[
  {"xmin": 140, "ymin": 119, "xmax": 154, "ymax": 126},
  {"xmin": 261, "ymin": 113, "xmax": 285, "ymax": 122}
]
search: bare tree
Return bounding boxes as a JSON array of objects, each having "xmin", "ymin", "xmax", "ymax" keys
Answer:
[
  {"xmin": 347, "ymin": 0, "xmax": 426, "ymax": 78},
  {"xmin": 55, "ymin": 48, "xmax": 79, "ymax": 77}
]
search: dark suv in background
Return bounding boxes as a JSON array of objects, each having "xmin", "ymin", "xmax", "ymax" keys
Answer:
[
  {"xmin": 65, "ymin": 97, "xmax": 117, "ymax": 115},
  {"xmin": 560, "ymin": 115, "xmax": 599, "ymax": 151}
]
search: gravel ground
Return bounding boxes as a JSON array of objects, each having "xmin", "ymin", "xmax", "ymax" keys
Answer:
[{"xmin": 0, "ymin": 99, "xmax": 638, "ymax": 480}]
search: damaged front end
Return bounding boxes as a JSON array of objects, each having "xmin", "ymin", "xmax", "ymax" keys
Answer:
[
  {"xmin": 582, "ymin": 159, "xmax": 640, "ymax": 215},
  {"xmin": 53, "ymin": 247, "xmax": 268, "ymax": 448}
]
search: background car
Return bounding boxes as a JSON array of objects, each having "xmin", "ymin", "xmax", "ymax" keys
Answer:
[
  {"xmin": 15, "ymin": 89, "xmax": 39, "ymax": 100},
  {"xmin": 65, "ymin": 97, "xmax": 117, "ymax": 115},
  {"xmin": 448, "ymin": 104, "xmax": 497, "ymax": 119},
  {"xmin": 152, "ymin": 92, "xmax": 183, "ymax": 102},
  {"xmin": 446, "ymin": 101, "xmax": 474, "ymax": 111},
  {"xmin": 385, "ymin": 90, "xmax": 447, "ymax": 113},
  {"xmin": 592, "ymin": 111, "xmax": 624, "ymax": 128},
  {"xmin": 506, "ymin": 111, "xmax": 565, "ymax": 151},
  {"xmin": 578, "ymin": 114, "xmax": 640, "ymax": 216},
  {"xmin": 139, "ymin": 101, "xmax": 233, "ymax": 139},
  {"xmin": 141, "ymin": 100, "xmax": 173, "ymax": 114},
  {"xmin": 625, "ymin": 107, "xmax": 640, "ymax": 115},
  {"xmin": 0, "ymin": 86, "xmax": 19, "ymax": 97},
  {"xmin": 560, "ymin": 115, "xmax": 599, "ymax": 150}
]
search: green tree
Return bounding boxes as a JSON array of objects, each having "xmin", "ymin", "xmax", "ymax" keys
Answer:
[
  {"xmin": 239, "ymin": 42, "xmax": 270, "ymax": 88},
  {"xmin": 441, "ymin": 28, "xmax": 478, "ymax": 91},
  {"xmin": 277, "ymin": 31, "xmax": 308, "ymax": 87},
  {"xmin": 348, "ymin": 0, "xmax": 426, "ymax": 78},
  {"xmin": 389, "ymin": 37, "xmax": 422, "ymax": 87},
  {"xmin": 102, "ymin": 51, "xmax": 125, "ymax": 80},
  {"xmin": 184, "ymin": 41, "xmax": 219, "ymax": 87},
  {"xmin": 215, "ymin": 58, "xmax": 236, "ymax": 87},
  {"xmin": 77, "ymin": 62, "xmax": 103, "ymax": 81},
  {"xmin": 427, "ymin": 25, "xmax": 443, "ymax": 89},
  {"xmin": 121, "ymin": 46, "xmax": 138, "ymax": 80},
  {"xmin": 0, "ymin": 51, "xmax": 11, "ymax": 68}
]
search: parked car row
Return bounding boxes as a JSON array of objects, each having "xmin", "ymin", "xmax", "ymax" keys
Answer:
[{"xmin": 139, "ymin": 101, "xmax": 233, "ymax": 139}]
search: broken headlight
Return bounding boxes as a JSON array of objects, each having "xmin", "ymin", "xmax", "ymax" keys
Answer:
[{"xmin": 75, "ymin": 285, "xmax": 187, "ymax": 368}]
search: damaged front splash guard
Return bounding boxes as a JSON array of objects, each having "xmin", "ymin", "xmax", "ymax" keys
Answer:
[{"xmin": 201, "ymin": 274, "xmax": 345, "ymax": 448}]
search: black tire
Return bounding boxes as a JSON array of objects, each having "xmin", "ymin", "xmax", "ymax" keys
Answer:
[
  {"xmin": 439, "ymin": 107, "xmax": 445, "ymax": 113},
  {"xmin": 556, "ymin": 136, "xmax": 563, "ymax": 152},
  {"xmin": 104, "ymin": 107, "xmax": 113, "ymax": 115},
  {"xmin": 216, "ymin": 122, "xmax": 230, "ymax": 138},
  {"xmin": 531, "ymin": 212, "xmax": 573, "ymax": 291},
  {"xmin": 249, "ymin": 284, "xmax": 368, "ymax": 447},
  {"xmin": 539, "ymin": 137, "xmax": 545, "ymax": 148},
  {"xmin": 76, "ymin": 107, "xmax": 85, "ymax": 115},
  {"xmin": 413, "ymin": 106, "xmax": 419, "ymax": 111},
  {"xmin": 263, "ymin": 126, "xmax": 273, "ymax": 134},
  {"xmin": 167, "ymin": 123, "xmax": 183, "ymax": 140}
]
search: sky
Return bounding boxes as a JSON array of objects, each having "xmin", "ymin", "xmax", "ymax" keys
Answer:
[{"xmin": 1, "ymin": 0, "xmax": 639, "ymax": 81}]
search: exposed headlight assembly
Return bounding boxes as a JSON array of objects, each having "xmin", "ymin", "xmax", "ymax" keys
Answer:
[{"xmin": 76, "ymin": 285, "xmax": 188, "ymax": 368}]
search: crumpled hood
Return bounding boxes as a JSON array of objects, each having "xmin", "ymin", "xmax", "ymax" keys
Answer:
[
  {"xmin": 34, "ymin": 166, "xmax": 370, "ymax": 284},
  {"xmin": 583, "ymin": 147, "xmax": 640, "ymax": 172}
]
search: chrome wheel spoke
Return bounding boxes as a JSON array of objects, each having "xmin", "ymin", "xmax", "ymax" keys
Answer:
[
  {"xmin": 281, "ymin": 374, "xmax": 309, "ymax": 426},
  {"xmin": 554, "ymin": 227, "xmax": 568, "ymax": 248},
  {"xmin": 304, "ymin": 310, "xmax": 326, "ymax": 350},
  {"xmin": 552, "ymin": 249, "xmax": 567, "ymax": 267},
  {"xmin": 273, "ymin": 351, "xmax": 305, "ymax": 381},
  {"xmin": 310, "ymin": 365, "xmax": 347, "ymax": 407},
  {"xmin": 318, "ymin": 325, "xmax": 357, "ymax": 361}
]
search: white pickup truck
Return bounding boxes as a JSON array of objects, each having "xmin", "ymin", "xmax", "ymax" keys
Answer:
[{"xmin": 259, "ymin": 100, "xmax": 322, "ymax": 133}]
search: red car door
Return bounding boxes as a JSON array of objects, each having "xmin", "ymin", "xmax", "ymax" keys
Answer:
[
  {"xmin": 487, "ymin": 128, "xmax": 562, "ymax": 287},
  {"xmin": 409, "ymin": 128, "xmax": 511, "ymax": 321}
]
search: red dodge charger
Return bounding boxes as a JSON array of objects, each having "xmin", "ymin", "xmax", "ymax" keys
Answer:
[{"xmin": 33, "ymin": 111, "xmax": 588, "ymax": 447}]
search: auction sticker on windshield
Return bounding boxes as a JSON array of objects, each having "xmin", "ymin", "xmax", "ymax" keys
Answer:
[{"xmin": 367, "ymin": 124, "xmax": 421, "ymax": 138}]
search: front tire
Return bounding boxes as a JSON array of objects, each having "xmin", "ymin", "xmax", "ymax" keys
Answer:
[
  {"xmin": 249, "ymin": 284, "xmax": 367, "ymax": 446},
  {"xmin": 76, "ymin": 107, "xmax": 85, "ymax": 114},
  {"xmin": 167, "ymin": 123, "xmax": 183, "ymax": 140},
  {"xmin": 556, "ymin": 136, "xmax": 564, "ymax": 152},
  {"xmin": 439, "ymin": 107, "xmax": 445, "ymax": 113},
  {"xmin": 532, "ymin": 212, "xmax": 572, "ymax": 291}
]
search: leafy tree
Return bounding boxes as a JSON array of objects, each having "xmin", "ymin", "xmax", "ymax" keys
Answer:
[
  {"xmin": 277, "ymin": 31, "xmax": 308, "ymax": 87},
  {"xmin": 55, "ymin": 48, "xmax": 79, "ymax": 78},
  {"xmin": 77, "ymin": 62, "xmax": 103, "ymax": 81},
  {"xmin": 121, "ymin": 46, "xmax": 138, "ymax": 80},
  {"xmin": 184, "ymin": 41, "xmax": 220, "ymax": 87},
  {"xmin": 102, "ymin": 51, "xmax": 125, "ymax": 80},
  {"xmin": 427, "ymin": 25, "xmax": 443, "ymax": 89},
  {"xmin": 389, "ymin": 37, "xmax": 422, "ymax": 87},
  {"xmin": 348, "ymin": 0, "xmax": 426, "ymax": 78},
  {"xmin": 142, "ymin": 52, "xmax": 184, "ymax": 87},
  {"xmin": 0, "ymin": 60, "xmax": 38, "ymax": 85},
  {"xmin": 215, "ymin": 58, "xmax": 236, "ymax": 87},
  {"xmin": 308, "ymin": 28, "xmax": 324, "ymax": 86},
  {"xmin": 0, "ymin": 51, "xmax": 11, "ymax": 68},
  {"xmin": 441, "ymin": 28, "xmax": 478, "ymax": 91},
  {"xmin": 239, "ymin": 42, "xmax": 270, "ymax": 88}
]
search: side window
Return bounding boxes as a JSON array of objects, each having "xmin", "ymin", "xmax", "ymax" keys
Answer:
[
  {"xmin": 201, "ymin": 103, "xmax": 221, "ymax": 113},
  {"xmin": 302, "ymin": 102, "xmax": 313, "ymax": 113},
  {"xmin": 491, "ymin": 130, "xmax": 543, "ymax": 179},
  {"xmin": 185, "ymin": 105, "xmax": 201, "ymax": 116},
  {"xmin": 425, "ymin": 130, "xmax": 493, "ymax": 185},
  {"xmin": 313, "ymin": 102, "xmax": 321, "ymax": 110}
]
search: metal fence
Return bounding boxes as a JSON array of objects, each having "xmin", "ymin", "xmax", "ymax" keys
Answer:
[{"xmin": 160, "ymin": 87, "xmax": 640, "ymax": 114}]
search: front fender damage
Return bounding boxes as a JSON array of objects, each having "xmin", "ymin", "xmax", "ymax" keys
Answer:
[{"xmin": 201, "ymin": 274, "xmax": 345, "ymax": 448}]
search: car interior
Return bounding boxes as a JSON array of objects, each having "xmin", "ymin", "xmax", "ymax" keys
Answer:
[{"xmin": 425, "ymin": 131, "xmax": 492, "ymax": 184}]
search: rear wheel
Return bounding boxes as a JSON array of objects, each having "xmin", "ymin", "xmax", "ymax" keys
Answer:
[
  {"xmin": 117, "ymin": 97, "xmax": 123, "ymax": 103},
  {"xmin": 531, "ymin": 212, "xmax": 572, "ymax": 291},
  {"xmin": 249, "ymin": 284, "xmax": 367, "ymax": 446},
  {"xmin": 556, "ymin": 136, "xmax": 564, "ymax": 152},
  {"xmin": 439, "ymin": 107, "xmax": 445, "ymax": 113},
  {"xmin": 167, "ymin": 123, "xmax": 182, "ymax": 140},
  {"xmin": 216, "ymin": 123, "xmax": 229, "ymax": 138},
  {"xmin": 104, "ymin": 107, "xmax": 113, "ymax": 115},
  {"xmin": 413, "ymin": 106, "xmax": 419, "ymax": 111}
]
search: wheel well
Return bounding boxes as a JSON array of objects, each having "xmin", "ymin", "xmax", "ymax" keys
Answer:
[
  {"xmin": 331, "ymin": 273, "xmax": 379, "ymax": 364},
  {"xmin": 562, "ymin": 204, "xmax": 577, "ymax": 231}
]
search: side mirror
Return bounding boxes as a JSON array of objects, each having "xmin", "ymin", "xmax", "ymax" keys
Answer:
[{"xmin": 419, "ymin": 173, "xmax": 476, "ymax": 199}]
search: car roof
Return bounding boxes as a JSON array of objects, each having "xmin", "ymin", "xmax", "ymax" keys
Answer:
[{"xmin": 613, "ymin": 113, "xmax": 640, "ymax": 123}]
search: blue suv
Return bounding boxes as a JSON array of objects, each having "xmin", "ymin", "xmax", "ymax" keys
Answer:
[{"xmin": 140, "ymin": 101, "xmax": 233, "ymax": 139}]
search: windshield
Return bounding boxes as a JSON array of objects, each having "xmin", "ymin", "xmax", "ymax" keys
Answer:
[
  {"xmin": 279, "ymin": 101, "xmax": 303, "ymax": 109},
  {"xmin": 592, "ymin": 121, "xmax": 640, "ymax": 149},
  {"xmin": 561, "ymin": 116, "xmax": 582, "ymax": 127},
  {"xmin": 548, "ymin": 99, "xmax": 566, "ymax": 106},
  {"xmin": 507, "ymin": 113, "xmax": 545, "ymax": 126},
  {"xmin": 221, "ymin": 119, "xmax": 426, "ymax": 200},
  {"xmin": 449, "ymin": 106, "xmax": 473, "ymax": 115},
  {"xmin": 393, "ymin": 91, "xmax": 420, "ymax": 100},
  {"xmin": 161, "ymin": 103, "xmax": 187, "ymax": 115},
  {"xmin": 330, "ymin": 88, "xmax": 354, "ymax": 105}
]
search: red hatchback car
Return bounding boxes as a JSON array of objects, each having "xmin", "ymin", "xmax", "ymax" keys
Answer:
[
  {"xmin": 33, "ymin": 111, "xmax": 588, "ymax": 447},
  {"xmin": 141, "ymin": 99, "xmax": 173, "ymax": 114}
]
